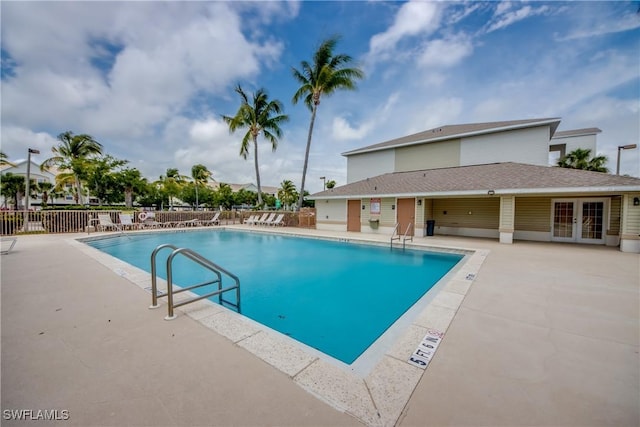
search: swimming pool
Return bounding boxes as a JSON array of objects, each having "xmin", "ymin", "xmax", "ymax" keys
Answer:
[{"xmin": 86, "ymin": 229, "xmax": 463, "ymax": 364}]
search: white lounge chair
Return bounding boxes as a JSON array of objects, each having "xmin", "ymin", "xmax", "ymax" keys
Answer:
[
  {"xmin": 270, "ymin": 214, "xmax": 285, "ymax": 227},
  {"xmin": 252, "ymin": 213, "xmax": 269, "ymax": 226},
  {"xmin": 198, "ymin": 212, "xmax": 220, "ymax": 226},
  {"xmin": 97, "ymin": 214, "xmax": 122, "ymax": 232},
  {"xmin": 1, "ymin": 237, "xmax": 17, "ymax": 255},
  {"xmin": 260, "ymin": 213, "xmax": 277, "ymax": 226},
  {"xmin": 244, "ymin": 215, "xmax": 258, "ymax": 225},
  {"xmin": 119, "ymin": 213, "xmax": 140, "ymax": 230},
  {"xmin": 141, "ymin": 212, "xmax": 166, "ymax": 228}
]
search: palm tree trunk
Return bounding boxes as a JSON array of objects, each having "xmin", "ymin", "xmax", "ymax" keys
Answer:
[
  {"xmin": 75, "ymin": 176, "xmax": 84, "ymax": 205},
  {"xmin": 297, "ymin": 103, "xmax": 318, "ymax": 210},
  {"xmin": 125, "ymin": 188, "xmax": 133, "ymax": 208},
  {"xmin": 253, "ymin": 135, "xmax": 263, "ymax": 207}
]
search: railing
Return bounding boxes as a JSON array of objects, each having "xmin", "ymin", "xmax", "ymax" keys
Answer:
[
  {"xmin": 391, "ymin": 222, "xmax": 400, "ymax": 248},
  {"xmin": 0, "ymin": 209, "xmax": 313, "ymax": 236},
  {"xmin": 149, "ymin": 244, "xmax": 241, "ymax": 320},
  {"xmin": 391, "ymin": 222, "xmax": 414, "ymax": 249}
]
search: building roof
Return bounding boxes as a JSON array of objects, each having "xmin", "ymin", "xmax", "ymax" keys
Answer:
[
  {"xmin": 341, "ymin": 118, "xmax": 562, "ymax": 156},
  {"xmin": 552, "ymin": 128, "xmax": 602, "ymax": 139},
  {"xmin": 311, "ymin": 162, "xmax": 640, "ymax": 199}
]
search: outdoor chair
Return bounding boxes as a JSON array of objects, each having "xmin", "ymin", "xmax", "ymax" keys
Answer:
[
  {"xmin": 270, "ymin": 214, "xmax": 285, "ymax": 227},
  {"xmin": 244, "ymin": 215, "xmax": 258, "ymax": 225},
  {"xmin": 1, "ymin": 237, "xmax": 17, "ymax": 255},
  {"xmin": 119, "ymin": 213, "xmax": 140, "ymax": 230},
  {"xmin": 140, "ymin": 212, "xmax": 168, "ymax": 228},
  {"xmin": 198, "ymin": 212, "xmax": 220, "ymax": 226},
  {"xmin": 252, "ymin": 213, "xmax": 269, "ymax": 226},
  {"xmin": 259, "ymin": 213, "xmax": 277, "ymax": 226},
  {"xmin": 97, "ymin": 214, "xmax": 122, "ymax": 232}
]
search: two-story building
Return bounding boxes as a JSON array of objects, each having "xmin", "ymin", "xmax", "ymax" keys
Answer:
[{"xmin": 310, "ymin": 118, "xmax": 640, "ymax": 253}]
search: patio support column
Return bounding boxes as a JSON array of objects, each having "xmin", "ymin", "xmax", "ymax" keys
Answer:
[
  {"xmin": 620, "ymin": 193, "xmax": 640, "ymax": 253},
  {"xmin": 499, "ymin": 195, "xmax": 515, "ymax": 244}
]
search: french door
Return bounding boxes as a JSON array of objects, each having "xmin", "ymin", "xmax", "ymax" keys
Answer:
[{"xmin": 552, "ymin": 198, "xmax": 606, "ymax": 244}]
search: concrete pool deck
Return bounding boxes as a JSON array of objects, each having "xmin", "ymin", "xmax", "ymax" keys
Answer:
[{"xmin": 1, "ymin": 227, "xmax": 639, "ymax": 426}]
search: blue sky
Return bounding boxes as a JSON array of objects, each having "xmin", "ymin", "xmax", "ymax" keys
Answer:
[{"xmin": 2, "ymin": 1, "xmax": 639, "ymax": 192}]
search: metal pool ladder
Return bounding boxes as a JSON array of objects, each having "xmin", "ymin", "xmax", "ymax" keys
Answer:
[
  {"xmin": 149, "ymin": 244, "xmax": 241, "ymax": 320},
  {"xmin": 390, "ymin": 222, "xmax": 414, "ymax": 249}
]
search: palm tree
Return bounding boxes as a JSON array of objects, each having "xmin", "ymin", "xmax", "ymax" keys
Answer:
[
  {"xmin": 158, "ymin": 168, "xmax": 187, "ymax": 210},
  {"xmin": 223, "ymin": 85, "xmax": 288, "ymax": 207},
  {"xmin": 557, "ymin": 148, "xmax": 609, "ymax": 173},
  {"xmin": 0, "ymin": 151, "xmax": 15, "ymax": 167},
  {"xmin": 325, "ymin": 179, "xmax": 336, "ymax": 189},
  {"xmin": 292, "ymin": 35, "xmax": 364, "ymax": 210},
  {"xmin": 35, "ymin": 181, "xmax": 54, "ymax": 208},
  {"xmin": 191, "ymin": 164, "xmax": 211, "ymax": 210},
  {"xmin": 41, "ymin": 131, "xmax": 103, "ymax": 204},
  {"xmin": 0, "ymin": 173, "xmax": 25, "ymax": 209},
  {"xmin": 277, "ymin": 179, "xmax": 298, "ymax": 210}
]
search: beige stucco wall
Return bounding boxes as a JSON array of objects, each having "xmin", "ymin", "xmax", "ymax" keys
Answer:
[
  {"xmin": 315, "ymin": 199, "xmax": 346, "ymax": 229},
  {"xmin": 394, "ymin": 140, "xmax": 460, "ymax": 172},
  {"xmin": 460, "ymin": 126, "xmax": 550, "ymax": 167},
  {"xmin": 346, "ymin": 150, "xmax": 394, "ymax": 183}
]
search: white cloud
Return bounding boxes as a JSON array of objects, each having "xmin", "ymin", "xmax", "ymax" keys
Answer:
[
  {"xmin": 417, "ymin": 35, "xmax": 473, "ymax": 68},
  {"xmin": 1, "ymin": 2, "xmax": 283, "ymax": 142},
  {"xmin": 331, "ymin": 117, "xmax": 374, "ymax": 141},
  {"xmin": 368, "ymin": 1, "xmax": 442, "ymax": 61},
  {"xmin": 555, "ymin": 8, "xmax": 640, "ymax": 41},
  {"xmin": 485, "ymin": 4, "xmax": 550, "ymax": 33}
]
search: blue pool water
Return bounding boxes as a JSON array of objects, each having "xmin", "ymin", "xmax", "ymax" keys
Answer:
[{"xmin": 86, "ymin": 230, "xmax": 462, "ymax": 364}]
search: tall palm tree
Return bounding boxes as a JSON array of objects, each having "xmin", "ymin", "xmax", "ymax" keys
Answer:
[
  {"xmin": 292, "ymin": 35, "xmax": 364, "ymax": 210},
  {"xmin": 41, "ymin": 131, "xmax": 103, "ymax": 204},
  {"xmin": 223, "ymin": 85, "xmax": 288, "ymax": 207},
  {"xmin": 558, "ymin": 148, "xmax": 609, "ymax": 173},
  {"xmin": 191, "ymin": 164, "xmax": 211, "ymax": 210}
]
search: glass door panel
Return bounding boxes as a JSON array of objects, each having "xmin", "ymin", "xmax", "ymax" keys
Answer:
[
  {"xmin": 553, "ymin": 201, "xmax": 574, "ymax": 239},
  {"xmin": 579, "ymin": 201, "xmax": 604, "ymax": 242}
]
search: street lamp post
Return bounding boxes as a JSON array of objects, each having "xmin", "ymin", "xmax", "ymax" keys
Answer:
[
  {"xmin": 24, "ymin": 148, "xmax": 40, "ymax": 231},
  {"xmin": 617, "ymin": 144, "xmax": 637, "ymax": 175},
  {"xmin": 320, "ymin": 176, "xmax": 326, "ymax": 191}
]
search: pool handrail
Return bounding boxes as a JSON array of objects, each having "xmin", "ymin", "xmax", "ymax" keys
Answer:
[{"xmin": 149, "ymin": 243, "xmax": 241, "ymax": 320}]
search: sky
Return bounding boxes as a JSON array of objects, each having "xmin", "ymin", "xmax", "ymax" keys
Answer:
[{"xmin": 2, "ymin": 1, "xmax": 639, "ymax": 194}]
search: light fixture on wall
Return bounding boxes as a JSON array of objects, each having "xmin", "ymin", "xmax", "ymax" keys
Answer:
[
  {"xmin": 634, "ymin": 197, "xmax": 640, "ymax": 206},
  {"xmin": 487, "ymin": 190, "xmax": 495, "ymax": 196},
  {"xmin": 417, "ymin": 199, "xmax": 422, "ymax": 206}
]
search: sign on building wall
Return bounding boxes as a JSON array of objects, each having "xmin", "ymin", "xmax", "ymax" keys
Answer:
[{"xmin": 370, "ymin": 198, "xmax": 381, "ymax": 215}]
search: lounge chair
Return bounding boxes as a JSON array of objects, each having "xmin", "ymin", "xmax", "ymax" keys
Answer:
[
  {"xmin": 259, "ymin": 213, "xmax": 277, "ymax": 226},
  {"xmin": 244, "ymin": 215, "xmax": 258, "ymax": 225},
  {"xmin": 97, "ymin": 214, "xmax": 122, "ymax": 232},
  {"xmin": 140, "ymin": 212, "xmax": 168, "ymax": 228},
  {"xmin": 270, "ymin": 214, "xmax": 285, "ymax": 227},
  {"xmin": 119, "ymin": 213, "xmax": 140, "ymax": 230},
  {"xmin": 198, "ymin": 212, "xmax": 220, "ymax": 226},
  {"xmin": 1, "ymin": 237, "xmax": 17, "ymax": 255},
  {"xmin": 252, "ymin": 213, "xmax": 268, "ymax": 226}
]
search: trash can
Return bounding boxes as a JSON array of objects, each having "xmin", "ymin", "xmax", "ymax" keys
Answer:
[{"xmin": 425, "ymin": 220, "xmax": 435, "ymax": 237}]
